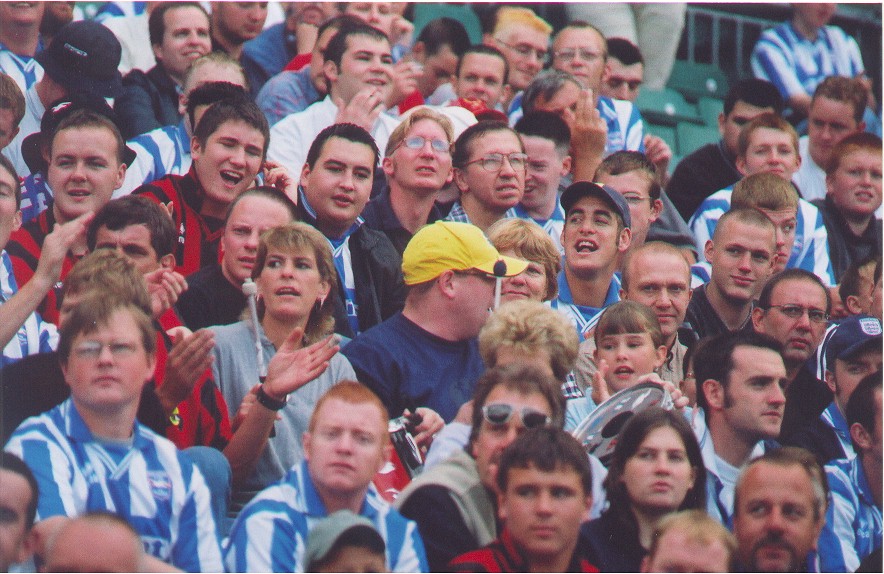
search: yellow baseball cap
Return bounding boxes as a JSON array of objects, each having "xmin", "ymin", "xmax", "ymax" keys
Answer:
[{"xmin": 402, "ymin": 221, "xmax": 528, "ymax": 285}]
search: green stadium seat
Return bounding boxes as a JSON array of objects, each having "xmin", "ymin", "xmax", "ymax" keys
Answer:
[
  {"xmin": 412, "ymin": 3, "xmax": 483, "ymax": 45},
  {"xmin": 676, "ymin": 122, "xmax": 721, "ymax": 157},
  {"xmin": 635, "ymin": 88, "xmax": 703, "ymax": 127},
  {"xmin": 667, "ymin": 61, "xmax": 730, "ymax": 103},
  {"xmin": 697, "ymin": 96, "xmax": 724, "ymax": 127},
  {"xmin": 644, "ymin": 123, "xmax": 677, "ymax": 153}
]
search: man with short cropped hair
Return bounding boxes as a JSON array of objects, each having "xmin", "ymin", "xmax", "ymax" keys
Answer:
[
  {"xmin": 210, "ymin": 1, "xmax": 267, "ymax": 65},
  {"xmin": 512, "ymin": 111, "xmax": 571, "ymax": 252},
  {"xmin": 268, "ymin": 22, "xmax": 400, "ymax": 175},
  {"xmin": 449, "ymin": 427, "xmax": 597, "ymax": 572},
  {"xmin": 451, "ymin": 45, "xmax": 509, "ymax": 112},
  {"xmin": 297, "ymin": 123, "xmax": 406, "ymax": 337},
  {"xmin": 492, "ymin": 7, "xmax": 551, "ymax": 111},
  {"xmin": 601, "ymin": 38, "xmax": 644, "ymax": 103},
  {"xmin": 732, "ymin": 448, "xmax": 827, "ymax": 572},
  {"xmin": 224, "ymin": 381, "xmax": 428, "ymax": 573},
  {"xmin": 116, "ymin": 2, "xmax": 212, "ymax": 139},
  {"xmin": 641, "ymin": 510, "xmax": 736, "ymax": 573}
]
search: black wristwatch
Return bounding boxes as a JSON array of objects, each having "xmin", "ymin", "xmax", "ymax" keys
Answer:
[{"xmin": 256, "ymin": 386, "xmax": 287, "ymax": 411}]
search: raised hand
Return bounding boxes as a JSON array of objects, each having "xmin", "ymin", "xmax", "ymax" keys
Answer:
[{"xmin": 262, "ymin": 329, "xmax": 339, "ymax": 400}]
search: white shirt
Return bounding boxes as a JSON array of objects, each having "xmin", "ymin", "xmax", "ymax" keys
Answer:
[
  {"xmin": 266, "ymin": 95, "xmax": 400, "ymax": 174},
  {"xmin": 795, "ymin": 135, "xmax": 827, "ymax": 203}
]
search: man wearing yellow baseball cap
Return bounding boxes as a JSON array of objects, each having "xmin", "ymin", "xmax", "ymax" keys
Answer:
[{"xmin": 343, "ymin": 221, "xmax": 527, "ymax": 422}]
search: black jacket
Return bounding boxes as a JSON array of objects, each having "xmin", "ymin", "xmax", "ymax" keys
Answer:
[
  {"xmin": 812, "ymin": 196, "xmax": 882, "ymax": 283},
  {"xmin": 297, "ymin": 199, "xmax": 406, "ymax": 338},
  {"xmin": 116, "ymin": 64, "xmax": 182, "ymax": 139}
]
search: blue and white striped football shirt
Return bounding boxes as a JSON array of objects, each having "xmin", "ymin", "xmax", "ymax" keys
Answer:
[
  {"xmin": 688, "ymin": 187, "xmax": 836, "ymax": 286},
  {"xmin": 752, "ymin": 22, "xmax": 865, "ymax": 104},
  {"xmin": 119, "ymin": 121, "xmax": 192, "ymax": 195},
  {"xmin": 818, "ymin": 456, "xmax": 883, "ymax": 572},
  {"xmin": 0, "ymin": 41, "xmax": 44, "ymax": 94},
  {"xmin": 4, "ymin": 399, "xmax": 224, "ymax": 572},
  {"xmin": 0, "ymin": 250, "xmax": 57, "ymax": 366},
  {"xmin": 550, "ymin": 271, "xmax": 621, "ymax": 342},
  {"xmin": 513, "ymin": 203, "xmax": 565, "ymax": 253},
  {"xmin": 224, "ymin": 460, "xmax": 428, "ymax": 572}
]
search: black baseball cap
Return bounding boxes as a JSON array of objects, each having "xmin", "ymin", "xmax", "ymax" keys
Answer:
[{"xmin": 35, "ymin": 20, "xmax": 122, "ymax": 98}]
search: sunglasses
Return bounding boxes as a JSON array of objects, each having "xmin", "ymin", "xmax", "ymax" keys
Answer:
[{"xmin": 482, "ymin": 403, "xmax": 551, "ymax": 429}]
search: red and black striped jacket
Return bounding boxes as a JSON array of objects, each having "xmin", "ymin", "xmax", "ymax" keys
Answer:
[
  {"xmin": 449, "ymin": 529, "xmax": 600, "ymax": 573},
  {"xmin": 6, "ymin": 209, "xmax": 81, "ymax": 325},
  {"xmin": 134, "ymin": 168, "xmax": 225, "ymax": 276}
]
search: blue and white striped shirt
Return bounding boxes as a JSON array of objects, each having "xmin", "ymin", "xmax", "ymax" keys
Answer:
[
  {"xmin": 0, "ymin": 250, "xmax": 57, "ymax": 366},
  {"xmin": 4, "ymin": 399, "xmax": 223, "ymax": 572},
  {"xmin": 752, "ymin": 22, "xmax": 865, "ymax": 104},
  {"xmin": 819, "ymin": 456, "xmax": 883, "ymax": 572},
  {"xmin": 688, "ymin": 187, "xmax": 836, "ymax": 286},
  {"xmin": 119, "ymin": 121, "xmax": 191, "ymax": 195},
  {"xmin": 513, "ymin": 203, "xmax": 565, "ymax": 253},
  {"xmin": 0, "ymin": 41, "xmax": 44, "ymax": 94},
  {"xmin": 224, "ymin": 460, "xmax": 428, "ymax": 573},
  {"xmin": 597, "ymin": 95, "xmax": 646, "ymax": 156},
  {"xmin": 550, "ymin": 271, "xmax": 621, "ymax": 342},
  {"xmin": 18, "ymin": 171, "xmax": 51, "ymax": 223}
]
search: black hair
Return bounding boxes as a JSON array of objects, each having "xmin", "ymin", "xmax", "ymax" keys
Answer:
[
  {"xmin": 840, "ymin": 256, "xmax": 881, "ymax": 303},
  {"xmin": 723, "ymin": 78, "xmax": 784, "ymax": 116},
  {"xmin": 455, "ymin": 44, "xmax": 509, "ymax": 84},
  {"xmin": 694, "ymin": 331, "xmax": 784, "ymax": 418},
  {"xmin": 322, "ymin": 21, "xmax": 389, "ymax": 69},
  {"xmin": 148, "ymin": 2, "xmax": 208, "ymax": 47},
  {"xmin": 757, "ymin": 268, "xmax": 832, "ymax": 315},
  {"xmin": 0, "ymin": 452, "xmax": 39, "ymax": 530},
  {"xmin": 606, "ymin": 37, "xmax": 643, "ymax": 65},
  {"xmin": 185, "ymin": 81, "xmax": 251, "ymax": 133},
  {"xmin": 846, "ymin": 371, "xmax": 882, "ymax": 454},
  {"xmin": 192, "ymin": 98, "xmax": 270, "ymax": 158},
  {"xmin": 514, "ymin": 111, "xmax": 571, "ymax": 155},
  {"xmin": 304, "ymin": 123, "xmax": 379, "ymax": 172},
  {"xmin": 87, "ymin": 196, "xmax": 176, "ymax": 258},
  {"xmin": 417, "ymin": 17, "xmax": 471, "ymax": 58},
  {"xmin": 496, "ymin": 427, "xmax": 592, "ymax": 495}
]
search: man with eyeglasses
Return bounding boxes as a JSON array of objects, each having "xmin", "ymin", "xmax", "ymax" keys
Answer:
[
  {"xmin": 490, "ymin": 7, "xmax": 552, "ymax": 113},
  {"xmin": 445, "ymin": 121, "xmax": 527, "ymax": 233},
  {"xmin": 3, "ymin": 295, "xmax": 223, "ymax": 571},
  {"xmin": 395, "ymin": 364, "xmax": 564, "ymax": 572},
  {"xmin": 752, "ymin": 268, "xmax": 834, "ymax": 445},
  {"xmin": 362, "ymin": 108, "xmax": 455, "ymax": 256}
]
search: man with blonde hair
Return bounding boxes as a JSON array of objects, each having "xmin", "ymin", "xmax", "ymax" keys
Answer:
[
  {"xmin": 641, "ymin": 510, "xmax": 737, "ymax": 573},
  {"xmin": 492, "ymin": 7, "xmax": 552, "ymax": 111},
  {"xmin": 363, "ymin": 107, "xmax": 455, "ymax": 255}
]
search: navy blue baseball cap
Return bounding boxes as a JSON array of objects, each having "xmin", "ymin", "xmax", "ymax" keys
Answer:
[
  {"xmin": 825, "ymin": 315, "xmax": 882, "ymax": 367},
  {"xmin": 560, "ymin": 181, "xmax": 631, "ymax": 229},
  {"xmin": 36, "ymin": 20, "xmax": 122, "ymax": 98}
]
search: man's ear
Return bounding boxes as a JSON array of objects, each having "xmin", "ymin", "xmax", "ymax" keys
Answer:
[
  {"xmin": 560, "ymin": 155, "xmax": 573, "ymax": 177},
  {"xmin": 736, "ymin": 155, "xmax": 747, "ymax": 176},
  {"xmin": 323, "ymin": 59, "xmax": 339, "ymax": 86},
  {"xmin": 649, "ymin": 199, "xmax": 663, "ymax": 222},
  {"xmin": 497, "ymin": 491, "xmax": 508, "ymax": 522},
  {"xmin": 617, "ymin": 227, "xmax": 632, "ymax": 253},
  {"xmin": 824, "ymin": 369, "xmax": 837, "ymax": 395},
  {"xmin": 159, "ymin": 253, "xmax": 176, "ymax": 271},
  {"xmin": 751, "ymin": 307, "xmax": 766, "ymax": 332},
  {"xmin": 703, "ymin": 240, "xmax": 715, "ymax": 265},
  {"xmin": 845, "ymin": 294, "xmax": 865, "ymax": 315},
  {"xmin": 850, "ymin": 421, "xmax": 872, "ymax": 452},
  {"xmin": 437, "ymin": 269, "xmax": 457, "ymax": 299},
  {"xmin": 453, "ymin": 167, "xmax": 469, "ymax": 194},
  {"xmin": 702, "ymin": 378, "xmax": 725, "ymax": 410}
]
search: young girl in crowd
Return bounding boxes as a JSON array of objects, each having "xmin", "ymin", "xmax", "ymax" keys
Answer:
[{"xmin": 565, "ymin": 301, "xmax": 676, "ymax": 430}]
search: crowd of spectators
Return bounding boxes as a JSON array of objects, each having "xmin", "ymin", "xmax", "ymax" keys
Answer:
[{"xmin": 1, "ymin": 2, "xmax": 881, "ymax": 573}]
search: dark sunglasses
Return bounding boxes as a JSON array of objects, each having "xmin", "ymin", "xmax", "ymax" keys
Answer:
[{"xmin": 482, "ymin": 403, "xmax": 551, "ymax": 429}]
